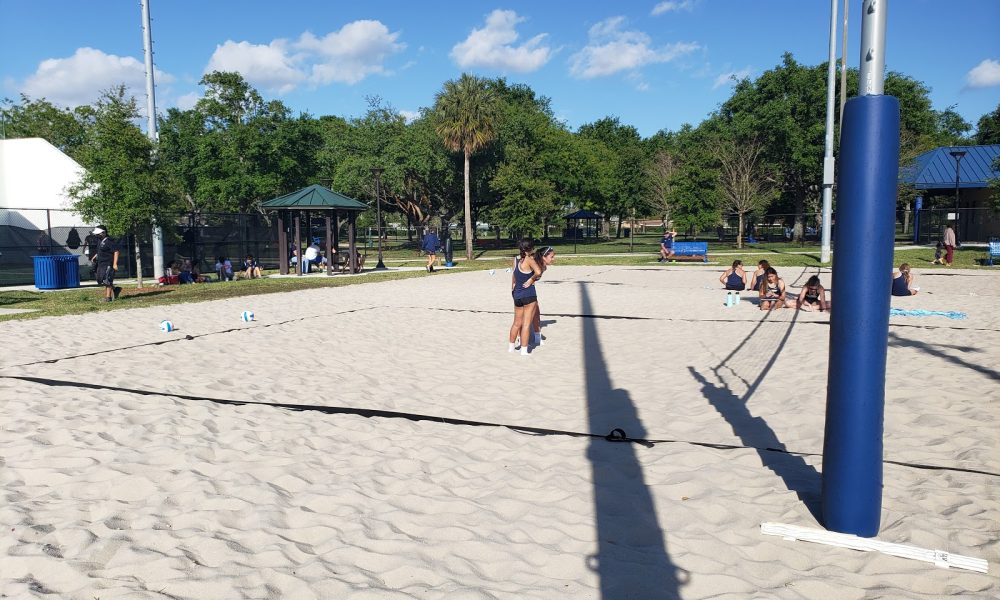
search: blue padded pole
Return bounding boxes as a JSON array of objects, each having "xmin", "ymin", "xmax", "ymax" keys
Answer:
[{"xmin": 821, "ymin": 94, "xmax": 900, "ymax": 537}]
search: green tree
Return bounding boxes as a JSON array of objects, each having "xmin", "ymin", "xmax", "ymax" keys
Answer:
[
  {"xmin": 975, "ymin": 103, "xmax": 1000, "ymax": 145},
  {"xmin": 577, "ymin": 117, "xmax": 648, "ymax": 237},
  {"xmin": 158, "ymin": 72, "xmax": 322, "ymax": 212},
  {"xmin": 0, "ymin": 95, "xmax": 91, "ymax": 161},
  {"xmin": 69, "ymin": 86, "xmax": 175, "ymax": 286},
  {"xmin": 433, "ymin": 73, "xmax": 498, "ymax": 260}
]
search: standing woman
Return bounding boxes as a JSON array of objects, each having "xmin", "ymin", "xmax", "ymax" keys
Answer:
[
  {"xmin": 530, "ymin": 246, "xmax": 556, "ymax": 346},
  {"xmin": 942, "ymin": 224, "xmax": 956, "ymax": 267},
  {"xmin": 508, "ymin": 238, "xmax": 542, "ymax": 356}
]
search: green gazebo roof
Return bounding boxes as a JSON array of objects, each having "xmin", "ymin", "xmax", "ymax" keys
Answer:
[{"xmin": 261, "ymin": 184, "xmax": 368, "ymax": 211}]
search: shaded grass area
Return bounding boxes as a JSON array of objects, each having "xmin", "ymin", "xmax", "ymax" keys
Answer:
[{"xmin": 1, "ymin": 246, "xmax": 991, "ymax": 323}]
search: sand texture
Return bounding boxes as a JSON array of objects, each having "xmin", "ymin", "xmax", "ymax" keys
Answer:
[{"xmin": 1, "ymin": 265, "xmax": 996, "ymax": 599}]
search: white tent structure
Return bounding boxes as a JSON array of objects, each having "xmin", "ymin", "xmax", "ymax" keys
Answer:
[
  {"xmin": 0, "ymin": 137, "xmax": 91, "ymax": 229},
  {"xmin": 0, "ymin": 138, "xmax": 95, "ymax": 284}
]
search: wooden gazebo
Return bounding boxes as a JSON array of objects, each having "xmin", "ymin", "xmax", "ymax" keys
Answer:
[{"xmin": 262, "ymin": 184, "xmax": 369, "ymax": 275}]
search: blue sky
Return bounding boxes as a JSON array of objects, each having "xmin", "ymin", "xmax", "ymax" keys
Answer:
[{"xmin": 2, "ymin": 0, "xmax": 998, "ymax": 137}]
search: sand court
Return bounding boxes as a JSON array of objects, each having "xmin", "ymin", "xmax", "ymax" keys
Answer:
[{"xmin": 0, "ymin": 266, "xmax": 997, "ymax": 598}]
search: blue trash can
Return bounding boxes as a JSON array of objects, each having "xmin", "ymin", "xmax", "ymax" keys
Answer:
[{"xmin": 33, "ymin": 255, "xmax": 81, "ymax": 290}]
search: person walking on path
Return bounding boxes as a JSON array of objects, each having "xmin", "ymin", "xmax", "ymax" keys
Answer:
[
  {"xmin": 421, "ymin": 228, "xmax": 440, "ymax": 272},
  {"xmin": 89, "ymin": 227, "xmax": 120, "ymax": 302},
  {"xmin": 942, "ymin": 225, "xmax": 956, "ymax": 267}
]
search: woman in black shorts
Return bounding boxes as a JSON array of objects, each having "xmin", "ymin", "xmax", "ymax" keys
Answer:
[{"xmin": 508, "ymin": 238, "xmax": 542, "ymax": 356}]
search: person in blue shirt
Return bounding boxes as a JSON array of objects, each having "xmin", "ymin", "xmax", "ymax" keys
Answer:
[
  {"xmin": 658, "ymin": 227, "xmax": 676, "ymax": 262},
  {"xmin": 421, "ymin": 228, "xmax": 440, "ymax": 272}
]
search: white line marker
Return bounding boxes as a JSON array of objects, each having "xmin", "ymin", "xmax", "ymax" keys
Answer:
[{"xmin": 760, "ymin": 523, "xmax": 988, "ymax": 574}]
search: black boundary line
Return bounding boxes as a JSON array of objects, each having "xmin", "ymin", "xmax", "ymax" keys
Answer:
[
  {"xmin": 3, "ymin": 374, "xmax": 996, "ymax": 479},
  {"xmin": 1, "ymin": 306, "xmax": 385, "ymax": 369},
  {"xmin": 4, "ymin": 303, "xmax": 994, "ymax": 372}
]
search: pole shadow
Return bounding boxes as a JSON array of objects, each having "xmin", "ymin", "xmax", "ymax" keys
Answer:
[
  {"xmin": 688, "ymin": 307, "xmax": 823, "ymax": 522},
  {"xmin": 888, "ymin": 331, "xmax": 1000, "ymax": 380},
  {"xmin": 580, "ymin": 283, "xmax": 684, "ymax": 599}
]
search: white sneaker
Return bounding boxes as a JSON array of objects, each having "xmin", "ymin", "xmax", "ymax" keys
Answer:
[
  {"xmin": 520, "ymin": 346, "xmax": 529, "ymax": 356},
  {"xmin": 508, "ymin": 342, "xmax": 517, "ymax": 353}
]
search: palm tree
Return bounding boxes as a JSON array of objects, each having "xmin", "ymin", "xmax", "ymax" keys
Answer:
[{"xmin": 433, "ymin": 74, "xmax": 497, "ymax": 261}]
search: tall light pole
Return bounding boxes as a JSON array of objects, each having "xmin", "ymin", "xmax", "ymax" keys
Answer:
[
  {"xmin": 370, "ymin": 167, "xmax": 387, "ymax": 270},
  {"xmin": 820, "ymin": 0, "xmax": 839, "ymax": 264},
  {"xmin": 141, "ymin": 0, "xmax": 164, "ymax": 280},
  {"xmin": 949, "ymin": 149, "xmax": 966, "ymax": 245}
]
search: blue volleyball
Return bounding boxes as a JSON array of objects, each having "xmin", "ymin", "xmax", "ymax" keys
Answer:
[
  {"xmin": 240, "ymin": 310, "xmax": 255, "ymax": 322},
  {"xmin": 159, "ymin": 320, "xmax": 174, "ymax": 333}
]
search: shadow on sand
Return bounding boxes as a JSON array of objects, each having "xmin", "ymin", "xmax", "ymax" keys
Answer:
[
  {"xmin": 579, "ymin": 283, "xmax": 684, "ymax": 599},
  {"xmin": 687, "ymin": 305, "xmax": 823, "ymax": 522}
]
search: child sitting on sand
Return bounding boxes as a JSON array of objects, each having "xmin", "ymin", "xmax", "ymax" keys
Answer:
[{"xmin": 748, "ymin": 260, "xmax": 770, "ymax": 291}]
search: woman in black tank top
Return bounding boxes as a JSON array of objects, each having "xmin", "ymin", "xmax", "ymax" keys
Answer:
[{"xmin": 508, "ymin": 238, "xmax": 542, "ymax": 356}]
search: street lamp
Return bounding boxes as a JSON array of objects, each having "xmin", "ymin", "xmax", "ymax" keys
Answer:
[
  {"xmin": 370, "ymin": 167, "xmax": 387, "ymax": 270},
  {"xmin": 949, "ymin": 149, "xmax": 966, "ymax": 245}
]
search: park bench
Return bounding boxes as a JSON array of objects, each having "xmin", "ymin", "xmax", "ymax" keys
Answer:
[
  {"xmin": 988, "ymin": 239, "xmax": 1000, "ymax": 266},
  {"xmin": 667, "ymin": 241, "xmax": 709, "ymax": 262}
]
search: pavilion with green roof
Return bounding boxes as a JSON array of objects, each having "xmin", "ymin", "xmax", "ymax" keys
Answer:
[{"xmin": 261, "ymin": 184, "xmax": 369, "ymax": 275}]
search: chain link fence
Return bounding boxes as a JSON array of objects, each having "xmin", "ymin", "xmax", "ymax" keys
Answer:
[{"xmin": 3, "ymin": 207, "xmax": 997, "ymax": 285}]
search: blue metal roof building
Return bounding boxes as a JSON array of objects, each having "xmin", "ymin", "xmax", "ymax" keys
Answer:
[
  {"xmin": 899, "ymin": 145, "xmax": 1000, "ymax": 242},
  {"xmin": 900, "ymin": 145, "xmax": 1000, "ymax": 190}
]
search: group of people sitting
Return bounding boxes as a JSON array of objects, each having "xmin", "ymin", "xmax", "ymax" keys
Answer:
[
  {"xmin": 718, "ymin": 258, "xmax": 920, "ymax": 311},
  {"xmin": 156, "ymin": 255, "xmax": 263, "ymax": 285},
  {"xmin": 290, "ymin": 243, "xmax": 331, "ymax": 272}
]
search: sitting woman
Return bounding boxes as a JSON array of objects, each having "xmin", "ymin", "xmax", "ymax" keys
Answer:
[
  {"xmin": 796, "ymin": 275, "xmax": 829, "ymax": 312},
  {"xmin": 748, "ymin": 259, "xmax": 771, "ymax": 291},
  {"xmin": 757, "ymin": 267, "xmax": 789, "ymax": 311},
  {"xmin": 243, "ymin": 254, "xmax": 263, "ymax": 279},
  {"xmin": 719, "ymin": 260, "xmax": 748, "ymax": 290},
  {"xmin": 891, "ymin": 263, "xmax": 919, "ymax": 296}
]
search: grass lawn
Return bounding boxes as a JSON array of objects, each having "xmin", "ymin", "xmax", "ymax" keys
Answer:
[{"xmin": 0, "ymin": 246, "xmax": 992, "ymax": 322}]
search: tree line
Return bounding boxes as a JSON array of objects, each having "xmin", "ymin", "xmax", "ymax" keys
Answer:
[{"xmin": 3, "ymin": 52, "xmax": 998, "ymax": 260}]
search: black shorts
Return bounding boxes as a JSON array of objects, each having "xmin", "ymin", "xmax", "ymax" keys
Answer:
[
  {"xmin": 96, "ymin": 263, "xmax": 115, "ymax": 286},
  {"xmin": 513, "ymin": 296, "xmax": 537, "ymax": 307}
]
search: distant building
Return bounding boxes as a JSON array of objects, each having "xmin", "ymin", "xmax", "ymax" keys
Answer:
[{"xmin": 900, "ymin": 144, "xmax": 1000, "ymax": 242}]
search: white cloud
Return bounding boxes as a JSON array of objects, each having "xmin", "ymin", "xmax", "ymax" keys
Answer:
[
  {"xmin": 966, "ymin": 58, "xmax": 1000, "ymax": 88},
  {"xmin": 399, "ymin": 109, "xmax": 420, "ymax": 123},
  {"xmin": 569, "ymin": 17, "xmax": 699, "ymax": 79},
  {"xmin": 175, "ymin": 92, "xmax": 200, "ymax": 110},
  {"xmin": 205, "ymin": 39, "xmax": 305, "ymax": 93},
  {"xmin": 297, "ymin": 20, "xmax": 405, "ymax": 85},
  {"xmin": 712, "ymin": 67, "xmax": 752, "ymax": 89},
  {"xmin": 651, "ymin": 1, "xmax": 694, "ymax": 16},
  {"xmin": 451, "ymin": 10, "xmax": 552, "ymax": 73},
  {"xmin": 20, "ymin": 47, "xmax": 174, "ymax": 108}
]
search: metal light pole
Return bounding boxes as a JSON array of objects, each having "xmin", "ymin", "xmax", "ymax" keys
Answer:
[
  {"xmin": 820, "ymin": 0, "xmax": 839, "ymax": 264},
  {"xmin": 949, "ymin": 150, "xmax": 966, "ymax": 245},
  {"xmin": 141, "ymin": 0, "xmax": 164, "ymax": 281},
  {"xmin": 370, "ymin": 167, "xmax": 387, "ymax": 270}
]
